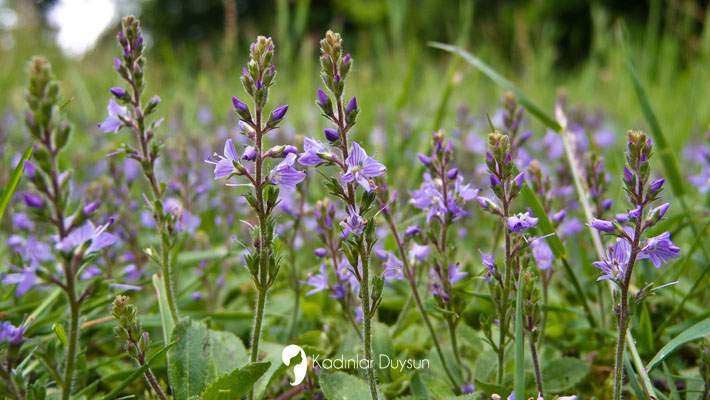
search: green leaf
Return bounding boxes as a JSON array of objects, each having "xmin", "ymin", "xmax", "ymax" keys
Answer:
[
  {"xmin": 168, "ymin": 319, "xmax": 250, "ymax": 400},
  {"xmin": 99, "ymin": 342, "xmax": 175, "ymax": 400},
  {"xmin": 513, "ymin": 271, "xmax": 525, "ymax": 400},
  {"xmin": 52, "ymin": 323, "xmax": 67, "ymax": 347},
  {"xmin": 320, "ymin": 371, "xmax": 372, "ymax": 400},
  {"xmin": 0, "ymin": 146, "xmax": 32, "ymax": 220},
  {"xmin": 541, "ymin": 357, "xmax": 589, "ymax": 392},
  {"xmin": 647, "ymin": 318, "xmax": 710, "ymax": 371},
  {"xmin": 200, "ymin": 362, "xmax": 271, "ymax": 400}
]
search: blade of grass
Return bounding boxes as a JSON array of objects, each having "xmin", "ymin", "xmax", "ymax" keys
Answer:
[
  {"xmin": 0, "ymin": 146, "xmax": 32, "ymax": 220},
  {"xmin": 647, "ymin": 317, "xmax": 710, "ymax": 371},
  {"xmin": 514, "ymin": 269, "xmax": 525, "ymax": 400},
  {"xmin": 431, "ymin": 41, "xmax": 657, "ymax": 398},
  {"xmin": 153, "ymin": 274, "xmax": 176, "ymax": 344}
]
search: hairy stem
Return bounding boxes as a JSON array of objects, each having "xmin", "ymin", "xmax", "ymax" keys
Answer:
[
  {"xmin": 359, "ymin": 247, "xmax": 379, "ymax": 400},
  {"xmin": 530, "ymin": 331, "xmax": 544, "ymax": 398},
  {"xmin": 61, "ymin": 280, "xmax": 79, "ymax": 400}
]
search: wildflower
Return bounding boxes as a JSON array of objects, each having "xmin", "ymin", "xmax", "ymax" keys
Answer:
[
  {"xmin": 209, "ymin": 139, "xmax": 241, "ymax": 180},
  {"xmin": 2, "ymin": 265, "xmax": 38, "ymax": 297},
  {"xmin": 410, "ymin": 243, "xmax": 430, "ymax": 262},
  {"xmin": 531, "ymin": 237, "xmax": 554, "ymax": 270},
  {"xmin": 305, "ymin": 264, "xmax": 329, "ymax": 295},
  {"xmin": 507, "ymin": 211, "xmax": 538, "ymax": 233},
  {"xmin": 448, "ymin": 263, "xmax": 468, "ymax": 284},
  {"xmin": 340, "ymin": 206, "xmax": 366, "ymax": 237},
  {"xmin": 298, "ymin": 137, "xmax": 330, "ymax": 166},
  {"xmin": 56, "ymin": 220, "xmax": 118, "ymax": 254},
  {"xmin": 589, "ymin": 218, "xmax": 615, "ymax": 233},
  {"xmin": 480, "ymin": 251, "xmax": 496, "ymax": 282},
  {"xmin": 593, "ymin": 239, "xmax": 630, "ymax": 282},
  {"xmin": 269, "ymin": 153, "xmax": 306, "ymax": 189},
  {"xmin": 639, "ymin": 232, "xmax": 680, "ymax": 268},
  {"xmin": 98, "ymin": 99, "xmax": 129, "ymax": 133},
  {"xmin": 324, "ymin": 127, "xmax": 339, "ymax": 142},
  {"xmin": 382, "ymin": 253, "xmax": 404, "ymax": 282},
  {"xmin": 0, "ymin": 321, "xmax": 26, "ymax": 345},
  {"xmin": 22, "ymin": 192, "xmax": 44, "ymax": 209},
  {"xmin": 341, "ymin": 142, "xmax": 386, "ymax": 192}
]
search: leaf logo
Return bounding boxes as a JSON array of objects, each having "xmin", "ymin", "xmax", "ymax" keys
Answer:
[{"xmin": 281, "ymin": 344, "xmax": 307, "ymax": 386}]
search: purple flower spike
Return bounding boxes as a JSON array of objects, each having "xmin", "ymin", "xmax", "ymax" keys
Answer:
[
  {"xmin": 590, "ymin": 218, "xmax": 615, "ymax": 233},
  {"xmin": 271, "ymin": 105, "xmax": 288, "ymax": 121},
  {"xmin": 345, "ymin": 96, "xmax": 358, "ymax": 114},
  {"xmin": 324, "ymin": 127, "xmax": 339, "ymax": 142},
  {"xmin": 341, "ymin": 142, "xmax": 386, "ymax": 192},
  {"xmin": 507, "ymin": 211, "xmax": 538, "ymax": 233},
  {"xmin": 269, "ymin": 153, "xmax": 305, "ymax": 189},
  {"xmin": 22, "ymin": 193, "xmax": 44, "ymax": 209},
  {"xmin": 639, "ymin": 232, "xmax": 680, "ymax": 268}
]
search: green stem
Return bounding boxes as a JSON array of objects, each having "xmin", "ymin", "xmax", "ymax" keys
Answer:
[
  {"xmin": 513, "ymin": 270, "xmax": 525, "ymax": 400},
  {"xmin": 360, "ymin": 247, "xmax": 379, "ymax": 400},
  {"xmin": 61, "ymin": 283, "xmax": 80, "ymax": 400},
  {"xmin": 529, "ymin": 332, "xmax": 544, "ymax": 399},
  {"xmin": 160, "ymin": 232, "xmax": 179, "ymax": 323}
]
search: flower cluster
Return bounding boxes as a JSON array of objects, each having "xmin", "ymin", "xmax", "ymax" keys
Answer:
[{"xmin": 589, "ymin": 131, "xmax": 680, "ymax": 283}]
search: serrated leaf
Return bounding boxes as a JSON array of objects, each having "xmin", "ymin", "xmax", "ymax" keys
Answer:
[
  {"xmin": 200, "ymin": 362, "xmax": 270, "ymax": 400},
  {"xmin": 647, "ymin": 318, "xmax": 710, "ymax": 371},
  {"xmin": 169, "ymin": 319, "xmax": 250, "ymax": 400},
  {"xmin": 320, "ymin": 371, "xmax": 372, "ymax": 400},
  {"xmin": 541, "ymin": 357, "xmax": 589, "ymax": 392}
]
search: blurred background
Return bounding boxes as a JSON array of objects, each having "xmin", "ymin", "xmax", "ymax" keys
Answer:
[{"xmin": 0, "ymin": 0, "xmax": 708, "ymax": 175}]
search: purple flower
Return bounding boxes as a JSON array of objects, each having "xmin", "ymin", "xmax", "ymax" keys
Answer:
[
  {"xmin": 191, "ymin": 292, "xmax": 203, "ymax": 301},
  {"xmin": 12, "ymin": 213, "xmax": 34, "ymax": 230},
  {"xmin": 593, "ymin": 238, "xmax": 630, "ymax": 281},
  {"xmin": 98, "ymin": 99, "xmax": 128, "ymax": 133},
  {"xmin": 298, "ymin": 137, "xmax": 330, "ymax": 166},
  {"xmin": 639, "ymin": 232, "xmax": 680, "ymax": 268},
  {"xmin": 56, "ymin": 220, "xmax": 118, "ymax": 254},
  {"xmin": 0, "ymin": 321, "xmax": 26, "ymax": 345},
  {"xmin": 22, "ymin": 192, "xmax": 44, "ymax": 209},
  {"xmin": 552, "ymin": 209, "xmax": 567, "ymax": 224},
  {"xmin": 81, "ymin": 265, "xmax": 101, "ymax": 280},
  {"xmin": 232, "ymin": 96, "xmax": 249, "ymax": 113},
  {"xmin": 589, "ymin": 218, "xmax": 615, "ymax": 233},
  {"xmin": 242, "ymin": 146, "xmax": 257, "ymax": 161},
  {"xmin": 480, "ymin": 251, "xmax": 496, "ymax": 282},
  {"xmin": 649, "ymin": 178, "xmax": 665, "ymax": 193},
  {"xmin": 208, "ymin": 139, "xmax": 240, "ymax": 180},
  {"xmin": 531, "ymin": 237, "xmax": 554, "ymax": 270},
  {"xmin": 341, "ymin": 142, "xmax": 386, "ymax": 192},
  {"xmin": 2, "ymin": 266, "xmax": 38, "ymax": 297},
  {"xmin": 314, "ymin": 248, "xmax": 327, "ymax": 257},
  {"xmin": 410, "ymin": 243, "xmax": 430, "ymax": 263},
  {"xmin": 270, "ymin": 105, "xmax": 288, "ymax": 121},
  {"xmin": 448, "ymin": 263, "xmax": 468, "ymax": 284},
  {"xmin": 461, "ymin": 383, "xmax": 475, "ymax": 394},
  {"xmin": 324, "ymin": 127, "xmax": 339, "ymax": 142},
  {"xmin": 269, "ymin": 153, "xmax": 306, "ymax": 189},
  {"xmin": 345, "ymin": 96, "xmax": 358, "ymax": 114},
  {"xmin": 340, "ymin": 206, "xmax": 366, "ymax": 237},
  {"xmin": 417, "ymin": 153, "xmax": 431, "ymax": 166},
  {"xmin": 382, "ymin": 253, "xmax": 404, "ymax": 282},
  {"xmin": 305, "ymin": 264, "xmax": 329, "ymax": 295},
  {"xmin": 110, "ymin": 87, "xmax": 126, "ymax": 98},
  {"xmin": 506, "ymin": 211, "xmax": 538, "ymax": 233},
  {"xmin": 317, "ymin": 89, "xmax": 330, "ymax": 108},
  {"xmin": 404, "ymin": 225, "xmax": 420, "ymax": 237}
]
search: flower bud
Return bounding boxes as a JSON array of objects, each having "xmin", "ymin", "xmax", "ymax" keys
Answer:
[
  {"xmin": 22, "ymin": 192, "xmax": 44, "ymax": 209},
  {"xmin": 649, "ymin": 178, "xmax": 665, "ymax": 193},
  {"xmin": 271, "ymin": 105, "xmax": 288, "ymax": 121},
  {"xmin": 83, "ymin": 201, "xmax": 100, "ymax": 215},
  {"xmin": 110, "ymin": 87, "xmax": 127, "ymax": 99},
  {"xmin": 447, "ymin": 168, "xmax": 459, "ymax": 180},
  {"xmin": 242, "ymin": 146, "xmax": 257, "ymax": 161},
  {"xmin": 404, "ymin": 225, "xmax": 420, "ymax": 237},
  {"xmin": 589, "ymin": 218, "xmax": 615, "ymax": 233},
  {"xmin": 314, "ymin": 248, "xmax": 327, "ymax": 257},
  {"xmin": 417, "ymin": 153, "xmax": 431, "ymax": 166},
  {"xmin": 324, "ymin": 127, "xmax": 339, "ymax": 142}
]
